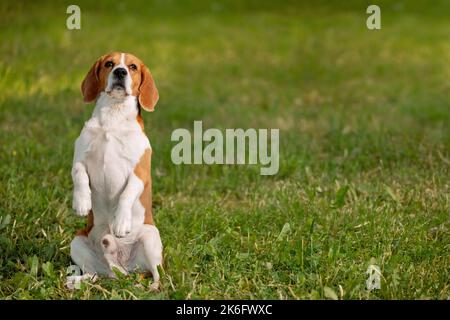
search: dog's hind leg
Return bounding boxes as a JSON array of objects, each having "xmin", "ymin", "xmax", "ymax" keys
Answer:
[
  {"xmin": 69, "ymin": 235, "xmax": 110, "ymax": 286},
  {"xmin": 128, "ymin": 224, "xmax": 163, "ymax": 290}
]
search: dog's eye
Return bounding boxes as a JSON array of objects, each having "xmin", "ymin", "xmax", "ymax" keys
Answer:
[
  {"xmin": 129, "ymin": 64, "xmax": 137, "ymax": 71},
  {"xmin": 105, "ymin": 61, "xmax": 114, "ymax": 68}
]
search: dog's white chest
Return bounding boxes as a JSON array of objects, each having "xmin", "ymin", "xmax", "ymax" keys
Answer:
[
  {"xmin": 77, "ymin": 118, "xmax": 150, "ymax": 204},
  {"xmin": 84, "ymin": 127, "xmax": 132, "ymax": 197}
]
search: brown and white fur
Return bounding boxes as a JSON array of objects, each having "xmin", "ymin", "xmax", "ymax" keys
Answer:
[{"xmin": 69, "ymin": 52, "xmax": 162, "ymax": 290}]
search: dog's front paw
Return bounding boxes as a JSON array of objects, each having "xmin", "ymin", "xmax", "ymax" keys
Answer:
[
  {"xmin": 73, "ymin": 191, "xmax": 91, "ymax": 216},
  {"xmin": 112, "ymin": 209, "xmax": 132, "ymax": 238}
]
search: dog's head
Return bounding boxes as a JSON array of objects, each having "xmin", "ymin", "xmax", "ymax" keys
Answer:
[{"xmin": 81, "ymin": 52, "xmax": 158, "ymax": 111}]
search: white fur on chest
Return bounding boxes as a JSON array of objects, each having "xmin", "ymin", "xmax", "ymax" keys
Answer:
[{"xmin": 74, "ymin": 93, "xmax": 150, "ymax": 224}]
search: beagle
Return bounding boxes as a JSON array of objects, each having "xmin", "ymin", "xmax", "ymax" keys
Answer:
[{"xmin": 69, "ymin": 52, "xmax": 162, "ymax": 290}]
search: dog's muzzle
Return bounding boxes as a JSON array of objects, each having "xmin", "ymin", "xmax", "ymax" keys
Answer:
[
  {"xmin": 111, "ymin": 68, "xmax": 127, "ymax": 91},
  {"xmin": 113, "ymin": 67, "xmax": 127, "ymax": 80}
]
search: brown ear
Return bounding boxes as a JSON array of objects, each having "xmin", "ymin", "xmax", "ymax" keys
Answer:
[
  {"xmin": 81, "ymin": 56, "xmax": 103, "ymax": 103},
  {"xmin": 138, "ymin": 65, "xmax": 159, "ymax": 112}
]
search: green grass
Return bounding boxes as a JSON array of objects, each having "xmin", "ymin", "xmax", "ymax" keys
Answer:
[{"xmin": 0, "ymin": 0, "xmax": 449, "ymax": 299}]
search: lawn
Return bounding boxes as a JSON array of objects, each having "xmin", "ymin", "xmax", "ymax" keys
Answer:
[{"xmin": 0, "ymin": 0, "xmax": 449, "ymax": 299}]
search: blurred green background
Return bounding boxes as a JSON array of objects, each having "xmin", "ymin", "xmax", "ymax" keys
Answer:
[{"xmin": 0, "ymin": 0, "xmax": 448, "ymax": 299}]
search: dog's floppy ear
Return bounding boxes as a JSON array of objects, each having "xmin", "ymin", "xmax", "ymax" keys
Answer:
[
  {"xmin": 138, "ymin": 65, "xmax": 159, "ymax": 112},
  {"xmin": 81, "ymin": 56, "xmax": 103, "ymax": 103}
]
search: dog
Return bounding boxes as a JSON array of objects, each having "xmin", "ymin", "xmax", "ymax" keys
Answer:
[{"xmin": 68, "ymin": 52, "xmax": 162, "ymax": 290}]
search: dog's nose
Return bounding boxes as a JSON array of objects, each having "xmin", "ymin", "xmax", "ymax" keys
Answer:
[{"xmin": 113, "ymin": 67, "xmax": 127, "ymax": 79}]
